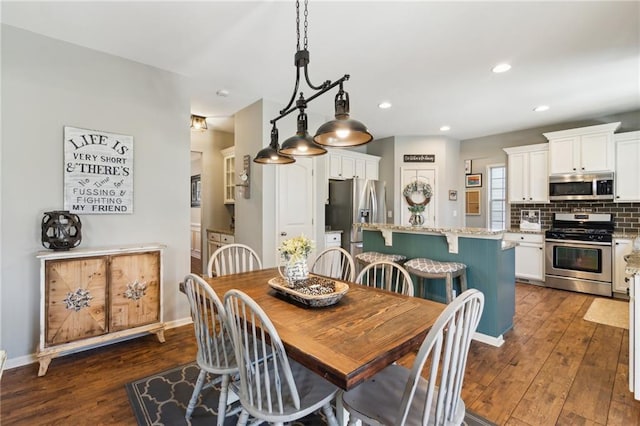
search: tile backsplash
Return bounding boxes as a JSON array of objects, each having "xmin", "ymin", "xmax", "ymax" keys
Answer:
[{"xmin": 510, "ymin": 202, "xmax": 640, "ymax": 234}]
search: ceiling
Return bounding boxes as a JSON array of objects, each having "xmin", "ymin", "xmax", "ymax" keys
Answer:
[{"xmin": 2, "ymin": 1, "xmax": 638, "ymax": 140}]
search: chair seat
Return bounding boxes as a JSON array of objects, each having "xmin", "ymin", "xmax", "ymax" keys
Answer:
[
  {"xmin": 341, "ymin": 364, "xmax": 465, "ymax": 426},
  {"xmin": 405, "ymin": 258, "xmax": 466, "ymax": 274},
  {"xmin": 356, "ymin": 252, "xmax": 407, "ymax": 264},
  {"xmin": 238, "ymin": 358, "xmax": 337, "ymax": 423}
]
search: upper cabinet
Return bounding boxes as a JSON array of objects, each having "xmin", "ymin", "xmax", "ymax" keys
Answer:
[
  {"xmin": 327, "ymin": 149, "xmax": 380, "ymax": 180},
  {"xmin": 615, "ymin": 131, "xmax": 640, "ymax": 202},
  {"xmin": 503, "ymin": 143, "xmax": 549, "ymax": 204},
  {"xmin": 544, "ymin": 122, "xmax": 620, "ymax": 175},
  {"xmin": 221, "ymin": 147, "xmax": 235, "ymax": 204}
]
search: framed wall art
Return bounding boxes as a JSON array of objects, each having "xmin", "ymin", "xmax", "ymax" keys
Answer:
[
  {"xmin": 465, "ymin": 190, "xmax": 481, "ymax": 215},
  {"xmin": 448, "ymin": 190, "xmax": 458, "ymax": 201},
  {"xmin": 64, "ymin": 126, "xmax": 133, "ymax": 214},
  {"xmin": 465, "ymin": 173, "xmax": 482, "ymax": 188},
  {"xmin": 191, "ymin": 174, "xmax": 201, "ymax": 207}
]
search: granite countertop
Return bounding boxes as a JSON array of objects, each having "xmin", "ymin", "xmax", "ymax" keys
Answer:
[
  {"xmin": 613, "ymin": 232, "xmax": 640, "ymax": 239},
  {"xmin": 625, "ymin": 252, "xmax": 640, "ymax": 275},
  {"xmin": 207, "ymin": 228, "xmax": 234, "ymax": 236},
  {"xmin": 506, "ymin": 228, "xmax": 546, "ymax": 235},
  {"xmin": 357, "ymin": 223, "xmax": 504, "ymax": 238},
  {"xmin": 325, "ymin": 229, "xmax": 344, "ymax": 234}
]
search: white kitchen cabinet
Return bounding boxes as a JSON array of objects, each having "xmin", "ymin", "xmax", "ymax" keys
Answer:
[
  {"xmin": 325, "ymin": 231, "xmax": 342, "ymax": 248},
  {"xmin": 503, "ymin": 232, "xmax": 545, "ymax": 282},
  {"xmin": 615, "ymin": 131, "xmax": 640, "ymax": 202},
  {"xmin": 221, "ymin": 146, "xmax": 235, "ymax": 204},
  {"xmin": 614, "ymin": 238, "xmax": 633, "ymax": 294},
  {"xmin": 503, "ymin": 143, "xmax": 549, "ymax": 203},
  {"xmin": 207, "ymin": 230, "xmax": 235, "ymax": 263},
  {"xmin": 544, "ymin": 122, "xmax": 620, "ymax": 175},
  {"xmin": 327, "ymin": 149, "xmax": 380, "ymax": 180}
]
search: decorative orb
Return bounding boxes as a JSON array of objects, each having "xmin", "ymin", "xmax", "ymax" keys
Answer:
[{"xmin": 41, "ymin": 211, "xmax": 82, "ymax": 251}]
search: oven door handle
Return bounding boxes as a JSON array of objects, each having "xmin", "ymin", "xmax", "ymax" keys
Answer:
[{"xmin": 545, "ymin": 238, "xmax": 612, "ymax": 247}]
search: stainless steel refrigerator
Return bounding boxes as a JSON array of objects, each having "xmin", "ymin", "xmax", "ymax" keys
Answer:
[{"xmin": 327, "ymin": 178, "xmax": 387, "ymax": 258}]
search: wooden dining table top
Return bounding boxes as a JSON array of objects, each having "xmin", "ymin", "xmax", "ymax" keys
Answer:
[{"xmin": 199, "ymin": 268, "xmax": 446, "ymax": 391}]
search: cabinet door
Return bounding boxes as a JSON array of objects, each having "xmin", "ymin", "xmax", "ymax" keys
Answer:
[
  {"xmin": 507, "ymin": 152, "xmax": 527, "ymax": 203},
  {"xmin": 616, "ymin": 139, "xmax": 640, "ymax": 201},
  {"xmin": 515, "ymin": 243, "xmax": 544, "ymax": 281},
  {"xmin": 614, "ymin": 239, "xmax": 633, "ymax": 293},
  {"xmin": 580, "ymin": 132, "xmax": 613, "ymax": 173},
  {"xmin": 223, "ymin": 154, "xmax": 235, "ymax": 203},
  {"xmin": 528, "ymin": 150, "xmax": 548, "ymax": 202},
  {"xmin": 341, "ymin": 156, "xmax": 356, "ymax": 179},
  {"xmin": 549, "ymin": 137, "xmax": 578, "ymax": 174},
  {"xmin": 354, "ymin": 158, "xmax": 366, "ymax": 179},
  {"xmin": 328, "ymin": 154, "xmax": 343, "ymax": 179},
  {"xmin": 109, "ymin": 251, "xmax": 160, "ymax": 331},
  {"xmin": 365, "ymin": 159, "xmax": 379, "ymax": 180},
  {"xmin": 45, "ymin": 257, "xmax": 107, "ymax": 346}
]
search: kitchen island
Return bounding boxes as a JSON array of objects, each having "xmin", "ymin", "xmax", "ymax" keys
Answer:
[{"xmin": 360, "ymin": 223, "xmax": 515, "ymax": 346}]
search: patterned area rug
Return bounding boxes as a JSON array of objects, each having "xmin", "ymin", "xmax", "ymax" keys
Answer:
[
  {"xmin": 126, "ymin": 362, "xmax": 496, "ymax": 426},
  {"xmin": 583, "ymin": 298, "xmax": 629, "ymax": 329}
]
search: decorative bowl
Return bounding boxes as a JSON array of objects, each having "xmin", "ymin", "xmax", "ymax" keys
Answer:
[{"xmin": 268, "ymin": 275, "xmax": 348, "ymax": 307}]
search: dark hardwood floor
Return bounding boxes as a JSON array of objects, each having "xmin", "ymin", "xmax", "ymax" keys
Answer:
[
  {"xmin": 1, "ymin": 283, "xmax": 639, "ymax": 425},
  {"xmin": 191, "ymin": 255, "xmax": 203, "ymax": 275}
]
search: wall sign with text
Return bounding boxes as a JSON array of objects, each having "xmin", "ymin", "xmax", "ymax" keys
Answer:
[
  {"xmin": 403, "ymin": 154, "xmax": 435, "ymax": 163},
  {"xmin": 64, "ymin": 126, "xmax": 133, "ymax": 214}
]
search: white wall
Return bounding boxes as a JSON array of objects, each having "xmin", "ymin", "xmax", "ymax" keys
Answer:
[
  {"xmin": 1, "ymin": 25, "xmax": 192, "ymax": 366},
  {"xmin": 391, "ymin": 136, "xmax": 462, "ymax": 227}
]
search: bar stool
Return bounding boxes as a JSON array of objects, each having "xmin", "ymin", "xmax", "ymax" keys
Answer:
[
  {"xmin": 404, "ymin": 258, "xmax": 467, "ymax": 303},
  {"xmin": 355, "ymin": 251, "xmax": 407, "ymax": 271}
]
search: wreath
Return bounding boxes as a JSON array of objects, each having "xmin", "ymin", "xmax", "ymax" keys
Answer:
[{"xmin": 403, "ymin": 180, "xmax": 432, "ymax": 207}]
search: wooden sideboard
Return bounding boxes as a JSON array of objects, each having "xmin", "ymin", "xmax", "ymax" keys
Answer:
[{"xmin": 36, "ymin": 244, "xmax": 166, "ymax": 376}]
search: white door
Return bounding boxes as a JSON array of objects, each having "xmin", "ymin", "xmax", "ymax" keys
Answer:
[
  {"xmin": 400, "ymin": 167, "xmax": 436, "ymax": 227},
  {"xmin": 276, "ymin": 157, "xmax": 316, "ymax": 264}
]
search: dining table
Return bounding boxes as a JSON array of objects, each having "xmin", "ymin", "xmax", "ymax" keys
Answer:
[{"xmin": 198, "ymin": 267, "xmax": 446, "ymax": 391}]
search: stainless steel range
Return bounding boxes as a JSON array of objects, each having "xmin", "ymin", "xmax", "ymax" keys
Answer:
[{"xmin": 545, "ymin": 213, "xmax": 614, "ymax": 296}]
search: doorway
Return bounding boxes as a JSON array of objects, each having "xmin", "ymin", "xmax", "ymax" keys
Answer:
[
  {"xmin": 190, "ymin": 151, "xmax": 203, "ymax": 275},
  {"xmin": 400, "ymin": 167, "xmax": 437, "ymax": 227}
]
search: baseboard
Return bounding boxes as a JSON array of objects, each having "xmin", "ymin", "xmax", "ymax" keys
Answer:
[
  {"xmin": 4, "ymin": 316, "xmax": 194, "ymax": 370},
  {"xmin": 473, "ymin": 331, "xmax": 504, "ymax": 347}
]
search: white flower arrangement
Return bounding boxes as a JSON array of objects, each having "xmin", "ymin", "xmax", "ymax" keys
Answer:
[{"xmin": 278, "ymin": 234, "xmax": 315, "ymax": 263}]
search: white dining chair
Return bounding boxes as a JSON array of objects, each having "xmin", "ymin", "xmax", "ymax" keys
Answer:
[
  {"xmin": 182, "ymin": 273, "xmax": 240, "ymax": 425},
  {"xmin": 338, "ymin": 288, "xmax": 485, "ymax": 426},
  {"xmin": 207, "ymin": 243, "xmax": 262, "ymax": 278},
  {"xmin": 223, "ymin": 289, "xmax": 339, "ymax": 426},
  {"xmin": 310, "ymin": 246, "xmax": 355, "ymax": 282},
  {"xmin": 355, "ymin": 260, "xmax": 415, "ymax": 297}
]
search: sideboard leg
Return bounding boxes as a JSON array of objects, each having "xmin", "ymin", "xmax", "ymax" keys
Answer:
[
  {"xmin": 154, "ymin": 329, "xmax": 166, "ymax": 343},
  {"xmin": 38, "ymin": 356, "xmax": 52, "ymax": 377}
]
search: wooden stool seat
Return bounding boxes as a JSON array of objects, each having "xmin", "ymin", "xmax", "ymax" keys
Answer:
[{"xmin": 404, "ymin": 258, "xmax": 467, "ymax": 303}]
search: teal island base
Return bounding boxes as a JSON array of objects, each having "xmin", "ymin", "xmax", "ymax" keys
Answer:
[{"xmin": 363, "ymin": 227, "xmax": 515, "ymax": 346}]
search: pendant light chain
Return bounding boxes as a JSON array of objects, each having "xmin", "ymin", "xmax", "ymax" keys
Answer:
[
  {"xmin": 296, "ymin": 0, "xmax": 301, "ymax": 52},
  {"xmin": 303, "ymin": 0, "xmax": 309, "ymax": 50}
]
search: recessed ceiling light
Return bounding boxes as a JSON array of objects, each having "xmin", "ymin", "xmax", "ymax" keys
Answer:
[
  {"xmin": 216, "ymin": 89, "xmax": 230, "ymax": 97},
  {"xmin": 378, "ymin": 101, "xmax": 392, "ymax": 109},
  {"xmin": 534, "ymin": 105, "xmax": 550, "ymax": 112},
  {"xmin": 440, "ymin": 126, "xmax": 451, "ymax": 132},
  {"xmin": 492, "ymin": 63, "xmax": 512, "ymax": 73}
]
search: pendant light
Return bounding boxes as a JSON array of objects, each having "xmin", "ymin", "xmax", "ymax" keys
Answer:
[
  {"xmin": 314, "ymin": 84, "xmax": 373, "ymax": 147},
  {"xmin": 254, "ymin": 0, "xmax": 372, "ymax": 164},
  {"xmin": 254, "ymin": 125, "xmax": 295, "ymax": 164},
  {"xmin": 279, "ymin": 109, "xmax": 327, "ymax": 156}
]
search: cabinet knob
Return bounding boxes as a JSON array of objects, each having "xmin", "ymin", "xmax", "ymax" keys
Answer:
[
  {"xmin": 280, "ymin": 232, "xmax": 287, "ymax": 236},
  {"xmin": 573, "ymin": 167, "xmax": 576, "ymax": 171},
  {"xmin": 625, "ymin": 277, "xmax": 629, "ymax": 283},
  {"xmin": 581, "ymin": 167, "xmax": 585, "ymax": 170},
  {"xmin": 522, "ymin": 197, "xmax": 525, "ymax": 200},
  {"xmin": 529, "ymin": 197, "xmax": 532, "ymax": 200},
  {"xmin": 616, "ymin": 195, "xmax": 620, "ymax": 199}
]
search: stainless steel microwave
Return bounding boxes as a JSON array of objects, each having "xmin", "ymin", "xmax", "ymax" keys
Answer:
[{"xmin": 548, "ymin": 172, "xmax": 614, "ymax": 201}]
